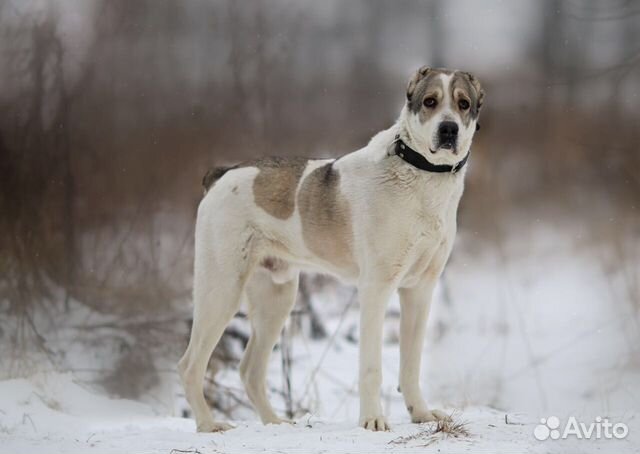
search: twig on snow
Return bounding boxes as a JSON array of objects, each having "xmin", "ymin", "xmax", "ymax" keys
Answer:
[{"xmin": 389, "ymin": 412, "xmax": 470, "ymax": 447}]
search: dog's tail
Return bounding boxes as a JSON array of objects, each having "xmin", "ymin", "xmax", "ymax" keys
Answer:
[{"xmin": 202, "ymin": 165, "xmax": 237, "ymax": 194}]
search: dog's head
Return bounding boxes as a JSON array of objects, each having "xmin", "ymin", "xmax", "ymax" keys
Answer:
[{"xmin": 404, "ymin": 67, "xmax": 484, "ymax": 163}]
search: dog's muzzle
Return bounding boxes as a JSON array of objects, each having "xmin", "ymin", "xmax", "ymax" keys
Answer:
[{"xmin": 437, "ymin": 121, "xmax": 458, "ymax": 150}]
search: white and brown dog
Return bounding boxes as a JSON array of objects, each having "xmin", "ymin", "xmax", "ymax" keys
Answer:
[{"xmin": 179, "ymin": 66, "xmax": 484, "ymax": 432}]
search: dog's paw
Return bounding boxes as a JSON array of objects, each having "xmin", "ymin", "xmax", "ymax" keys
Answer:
[
  {"xmin": 361, "ymin": 416, "xmax": 390, "ymax": 431},
  {"xmin": 197, "ymin": 421, "xmax": 235, "ymax": 432},
  {"xmin": 410, "ymin": 408, "xmax": 451, "ymax": 424}
]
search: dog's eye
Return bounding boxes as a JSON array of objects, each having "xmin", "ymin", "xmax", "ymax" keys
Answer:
[
  {"xmin": 423, "ymin": 97, "xmax": 437, "ymax": 108},
  {"xmin": 458, "ymin": 99, "xmax": 470, "ymax": 110}
]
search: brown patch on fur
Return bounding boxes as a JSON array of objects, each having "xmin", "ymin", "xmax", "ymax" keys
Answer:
[
  {"xmin": 451, "ymin": 71, "xmax": 484, "ymax": 126},
  {"xmin": 251, "ymin": 157, "xmax": 308, "ymax": 220},
  {"xmin": 298, "ymin": 162, "xmax": 355, "ymax": 271},
  {"xmin": 406, "ymin": 66, "xmax": 432, "ymax": 102},
  {"xmin": 406, "ymin": 67, "xmax": 447, "ymax": 124},
  {"xmin": 260, "ymin": 256, "xmax": 287, "ymax": 272}
]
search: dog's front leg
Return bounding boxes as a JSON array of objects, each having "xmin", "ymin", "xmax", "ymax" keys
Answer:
[
  {"xmin": 358, "ymin": 280, "xmax": 394, "ymax": 431},
  {"xmin": 398, "ymin": 279, "xmax": 449, "ymax": 423}
]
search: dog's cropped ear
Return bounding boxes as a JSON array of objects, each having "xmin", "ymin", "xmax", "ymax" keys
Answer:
[
  {"xmin": 461, "ymin": 71, "xmax": 485, "ymax": 113},
  {"xmin": 406, "ymin": 66, "xmax": 432, "ymax": 102}
]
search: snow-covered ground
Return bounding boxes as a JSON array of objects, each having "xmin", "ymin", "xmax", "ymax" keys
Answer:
[
  {"xmin": 1, "ymin": 219, "xmax": 639, "ymax": 453},
  {"xmin": 0, "ymin": 373, "xmax": 636, "ymax": 454}
]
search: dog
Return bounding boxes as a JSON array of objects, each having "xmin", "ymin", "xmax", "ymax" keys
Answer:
[{"xmin": 178, "ymin": 66, "xmax": 484, "ymax": 432}]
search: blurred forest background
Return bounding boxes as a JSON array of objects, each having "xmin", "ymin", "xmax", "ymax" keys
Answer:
[{"xmin": 0, "ymin": 0, "xmax": 639, "ymax": 420}]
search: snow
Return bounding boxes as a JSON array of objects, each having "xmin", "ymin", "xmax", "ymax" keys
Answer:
[
  {"xmin": 0, "ymin": 373, "xmax": 587, "ymax": 454},
  {"xmin": 1, "ymin": 373, "xmax": 637, "ymax": 453},
  {"xmin": 1, "ymin": 221, "xmax": 639, "ymax": 453}
]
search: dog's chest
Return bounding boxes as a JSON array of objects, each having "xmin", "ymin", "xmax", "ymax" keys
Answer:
[
  {"xmin": 409, "ymin": 177, "xmax": 460, "ymax": 237},
  {"xmin": 395, "ymin": 180, "xmax": 462, "ymax": 287},
  {"xmin": 399, "ymin": 233, "xmax": 447, "ymax": 287}
]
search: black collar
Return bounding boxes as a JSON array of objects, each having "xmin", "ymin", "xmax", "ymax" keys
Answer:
[{"xmin": 393, "ymin": 135, "xmax": 469, "ymax": 174}]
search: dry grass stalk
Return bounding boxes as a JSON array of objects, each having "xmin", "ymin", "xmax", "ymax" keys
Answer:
[{"xmin": 389, "ymin": 412, "xmax": 470, "ymax": 447}]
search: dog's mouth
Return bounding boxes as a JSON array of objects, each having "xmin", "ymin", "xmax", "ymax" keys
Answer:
[{"xmin": 430, "ymin": 142, "xmax": 457, "ymax": 154}]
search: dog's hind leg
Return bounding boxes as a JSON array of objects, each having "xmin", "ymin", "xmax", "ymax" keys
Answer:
[
  {"xmin": 178, "ymin": 230, "xmax": 254, "ymax": 432},
  {"xmin": 240, "ymin": 267, "xmax": 298, "ymax": 425}
]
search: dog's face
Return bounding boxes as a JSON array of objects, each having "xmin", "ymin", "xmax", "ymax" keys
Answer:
[{"xmin": 405, "ymin": 67, "xmax": 484, "ymax": 163}]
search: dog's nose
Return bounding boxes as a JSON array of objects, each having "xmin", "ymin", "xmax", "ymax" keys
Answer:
[{"xmin": 438, "ymin": 121, "xmax": 459, "ymax": 142}]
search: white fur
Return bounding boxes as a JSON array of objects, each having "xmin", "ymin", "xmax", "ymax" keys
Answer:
[{"xmin": 179, "ymin": 75, "xmax": 479, "ymax": 432}]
